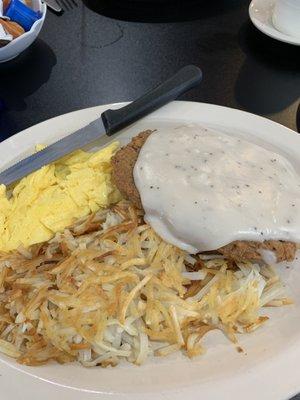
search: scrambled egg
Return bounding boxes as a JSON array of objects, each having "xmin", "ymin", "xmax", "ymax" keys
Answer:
[{"xmin": 0, "ymin": 142, "xmax": 121, "ymax": 252}]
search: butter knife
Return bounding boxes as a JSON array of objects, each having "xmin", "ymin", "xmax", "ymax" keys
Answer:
[
  {"xmin": 44, "ymin": 0, "xmax": 62, "ymax": 13},
  {"xmin": 0, "ymin": 65, "xmax": 202, "ymax": 186}
]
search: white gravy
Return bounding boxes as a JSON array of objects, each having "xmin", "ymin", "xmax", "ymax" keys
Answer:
[{"xmin": 133, "ymin": 124, "xmax": 300, "ymax": 254}]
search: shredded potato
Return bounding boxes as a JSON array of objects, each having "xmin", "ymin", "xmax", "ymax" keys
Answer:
[{"xmin": 0, "ymin": 201, "xmax": 292, "ymax": 367}]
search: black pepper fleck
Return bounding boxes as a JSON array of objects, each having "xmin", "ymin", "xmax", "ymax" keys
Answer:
[
  {"xmin": 258, "ymin": 190, "xmax": 262, "ymax": 194},
  {"xmin": 150, "ymin": 186, "xmax": 154, "ymax": 189}
]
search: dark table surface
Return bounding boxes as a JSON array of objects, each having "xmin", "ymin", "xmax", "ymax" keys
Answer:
[
  {"xmin": 0, "ymin": 0, "xmax": 300, "ymax": 397},
  {"xmin": 0, "ymin": 0, "xmax": 299, "ymax": 141}
]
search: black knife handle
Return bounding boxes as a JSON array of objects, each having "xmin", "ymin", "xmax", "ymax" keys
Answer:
[{"xmin": 101, "ymin": 65, "xmax": 202, "ymax": 136}]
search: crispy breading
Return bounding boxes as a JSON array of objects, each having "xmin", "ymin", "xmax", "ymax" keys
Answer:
[
  {"xmin": 111, "ymin": 130, "xmax": 152, "ymax": 209},
  {"xmin": 219, "ymin": 240, "xmax": 296, "ymax": 263}
]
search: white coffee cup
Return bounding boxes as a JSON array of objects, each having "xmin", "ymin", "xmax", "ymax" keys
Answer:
[{"xmin": 272, "ymin": 0, "xmax": 300, "ymax": 38}]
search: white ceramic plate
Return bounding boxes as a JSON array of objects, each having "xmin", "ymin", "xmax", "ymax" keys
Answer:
[
  {"xmin": 1, "ymin": 101, "xmax": 300, "ymax": 400},
  {"xmin": 249, "ymin": 0, "xmax": 300, "ymax": 46}
]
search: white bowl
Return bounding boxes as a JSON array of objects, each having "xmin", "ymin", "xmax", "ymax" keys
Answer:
[
  {"xmin": 272, "ymin": 0, "xmax": 300, "ymax": 38},
  {"xmin": 0, "ymin": 0, "xmax": 46, "ymax": 63}
]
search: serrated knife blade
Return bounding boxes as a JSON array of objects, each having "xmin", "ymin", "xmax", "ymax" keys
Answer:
[{"xmin": 0, "ymin": 118, "xmax": 105, "ymax": 186}]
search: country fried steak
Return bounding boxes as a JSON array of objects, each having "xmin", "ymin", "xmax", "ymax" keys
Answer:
[
  {"xmin": 111, "ymin": 131, "xmax": 297, "ymax": 263},
  {"xmin": 112, "ymin": 130, "xmax": 152, "ymax": 209}
]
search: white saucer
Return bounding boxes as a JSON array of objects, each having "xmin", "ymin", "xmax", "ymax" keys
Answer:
[{"xmin": 249, "ymin": 0, "xmax": 300, "ymax": 46}]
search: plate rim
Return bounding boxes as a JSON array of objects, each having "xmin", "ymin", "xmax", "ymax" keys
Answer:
[{"xmin": 0, "ymin": 100, "xmax": 297, "ymax": 151}]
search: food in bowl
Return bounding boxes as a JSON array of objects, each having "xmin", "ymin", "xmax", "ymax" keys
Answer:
[
  {"xmin": 0, "ymin": 21, "xmax": 12, "ymax": 45},
  {"xmin": 0, "ymin": 19, "xmax": 24, "ymax": 44},
  {"xmin": 0, "ymin": 124, "xmax": 298, "ymax": 367},
  {"xmin": 0, "ymin": 0, "xmax": 43, "ymax": 48}
]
